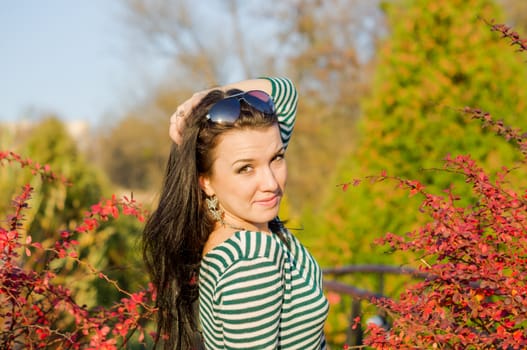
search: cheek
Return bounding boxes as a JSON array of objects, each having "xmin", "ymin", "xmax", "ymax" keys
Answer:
[
  {"xmin": 276, "ymin": 162, "xmax": 288, "ymax": 188},
  {"xmin": 217, "ymin": 173, "xmax": 250, "ymax": 198}
]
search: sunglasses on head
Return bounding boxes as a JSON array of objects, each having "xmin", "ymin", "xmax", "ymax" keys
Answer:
[{"xmin": 206, "ymin": 90, "xmax": 275, "ymax": 124}]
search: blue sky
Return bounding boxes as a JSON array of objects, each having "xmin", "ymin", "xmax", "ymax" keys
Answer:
[
  {"xmin": 0, "ymin": 1, "xmax": 377, "ymax": 127},
  {"xmin": 0, "ymin": 1, "xmax": 158, "ymax": 125}
]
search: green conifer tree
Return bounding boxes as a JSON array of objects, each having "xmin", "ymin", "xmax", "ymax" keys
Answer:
[
  {"xmin": 315, "ymin": 0, "xmax": 527, "ymax": 267},
  {"xmin": 1, "ymin": 117, "xmax": 147, "ymax": 308},
  {"xmin": 311, "ymin": 1, "xmax": 527, "ymax": 344}
]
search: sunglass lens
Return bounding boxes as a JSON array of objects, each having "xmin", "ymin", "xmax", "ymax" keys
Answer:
[
  {"xmin": 207, "ymin": 98, "xmax": 241, "ymax": 124},
  {"xmin": 244, "ymin": 91, "xmax": 275, "ymax": 114},
  {"xmin": 247, "ymin": 90, "xmax": 270, "ymax": 101}
]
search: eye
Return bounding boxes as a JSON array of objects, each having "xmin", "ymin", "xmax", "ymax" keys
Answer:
[
  {"xmin": 273, "ymin": 153, "xmax": 285, "ymax": 162},
  {"xmin": 236, "ymin": 164, "xmax": 253, "ymax": 174}
]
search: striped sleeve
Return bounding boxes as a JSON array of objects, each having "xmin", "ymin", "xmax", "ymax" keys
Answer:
[
  {"xmin": 265, "ymin": 77, "xmax": 298, "ymax": 149},
  {"xmin": 215, "ymin": 257, "xmax": 284, "ymax": 350}
]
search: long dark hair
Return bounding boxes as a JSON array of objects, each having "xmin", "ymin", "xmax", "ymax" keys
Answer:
[{"xmin": 142, "ymin": 89, "xmax": 282, "ymax": 349}]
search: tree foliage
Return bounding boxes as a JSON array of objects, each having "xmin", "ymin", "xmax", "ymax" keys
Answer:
[
  {"xmin": 1, "ymin": 117, "xmax": 107, "ymax": 237},
  {"xmin": 1, "ymin": 117, "xmax": 148, "ymax": 312},
  {"xmin": 0, "ymin": 151, "xmax": 155, "ymax": 349},
  {"xmin": 311, "ymin": 0, "xmax": 527, "ymax": 344},
  {"xmin": 96, "ymin": 115, "xmax": 169, "ymax": 191},
  {"xmin": 317, "ymin": 0, "xmax": 527, "ymax": 267},
  {"xmin": 499, "ymin": 0, "xmax": 527, "ymax": 35},
  {"xmin": 365, "ymin": 90, "xmax": 527, "ymax": 350},
  {"xmin": 271, "ymin": 0, "xmax": 383, "ymax": 212}
]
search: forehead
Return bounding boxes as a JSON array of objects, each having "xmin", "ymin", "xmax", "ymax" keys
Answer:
[{"xmin": 212, "ymin": 125, "xmax": 282, "ymax": 162}]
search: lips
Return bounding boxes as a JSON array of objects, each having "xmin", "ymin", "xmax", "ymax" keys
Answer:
[{"xmin": 255, "ymin": 195, "xmax": 280, "ymax": 207}]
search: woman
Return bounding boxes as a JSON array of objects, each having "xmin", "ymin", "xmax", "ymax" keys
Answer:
[{"xmin": 142, "ymin": 77, "xmax": 329, "ymax": 350}]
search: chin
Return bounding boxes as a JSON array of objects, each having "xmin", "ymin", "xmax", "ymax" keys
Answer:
[
  {"xmin": 262, "ymin": 210, "xmax": 280, "ymax": 223},
  {"xmin": 248, "ymin": 213, "xmax": 278, "ymax": 228}
]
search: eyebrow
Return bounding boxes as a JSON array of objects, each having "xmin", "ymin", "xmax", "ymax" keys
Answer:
[{"xmin": 231, "ymin": 146, "xmax": 285, "ymax": 166}]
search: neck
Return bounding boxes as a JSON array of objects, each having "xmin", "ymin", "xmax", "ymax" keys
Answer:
[
  {"xmin": 215, "ymin": 216, "xmax": 269, "ymax": 233},
  {"xmin": 221, "ymin": 221, "xmax": 246, "ymax": 231}
]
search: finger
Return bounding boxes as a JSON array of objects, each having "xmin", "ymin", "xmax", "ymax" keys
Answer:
[
  {"xmin": 169, "ymin": 122, "xmax": 182, "ymax": 144},
  {"xmin": 189, "ymin": 90, "xmax": 208, "ymax": 109},
  {"xmin": 169, "ymin": 109, "xmax": 185, "ymax": 144}
]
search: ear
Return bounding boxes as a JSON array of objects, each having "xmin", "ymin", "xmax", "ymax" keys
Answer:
[{"xmin": 199, "ymin": 175, "xmax": 214, "ymax": 197}]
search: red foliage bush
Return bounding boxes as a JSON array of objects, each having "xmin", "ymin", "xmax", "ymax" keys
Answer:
[
  {"xmin": 361, "ymin": 152, "xmax": 527, "ymax": 349},
  {"xmin": 0, "ymin": 151, "xmax": 156, "ymax": 349},
  {"xmin": 357, "ymin": 23, "xmax": 527, "ymax": 350}
]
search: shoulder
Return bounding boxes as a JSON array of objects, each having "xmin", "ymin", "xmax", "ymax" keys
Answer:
[
  {"xmin": 201, "ymin": 231, "xmax": 286, "ymax": 281},
  {"xmin": 202, "ymin": 226, "xmax": 236, "ymax": 257}
]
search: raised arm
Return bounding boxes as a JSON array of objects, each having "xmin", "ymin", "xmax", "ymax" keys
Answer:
[
  {"xmin": 264, "ymin": 77, "xmax": 297, "ymax": 148},
  {"xmin": 169, "ymin": 77, "xmax": 298, "ymax": 147}
]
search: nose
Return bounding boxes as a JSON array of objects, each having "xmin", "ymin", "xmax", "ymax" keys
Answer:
[{"xmin": 259, "ymin": 166, "xmax": 280, "ymax": 192}]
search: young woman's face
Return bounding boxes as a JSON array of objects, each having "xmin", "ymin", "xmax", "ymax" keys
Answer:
[{"xmin": 200, "ymin": 125, "xmax": 287, "ymax": 232}]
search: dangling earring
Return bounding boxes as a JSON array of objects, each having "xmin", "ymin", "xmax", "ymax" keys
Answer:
[{"xmin": 206, "ymin": 195, "xmax": 224, "ymax": 224}]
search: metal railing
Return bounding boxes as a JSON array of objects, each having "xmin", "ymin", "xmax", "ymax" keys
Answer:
[{"xmin": 322, "ymin": 264, "xmax": 428, "ymax": 346}]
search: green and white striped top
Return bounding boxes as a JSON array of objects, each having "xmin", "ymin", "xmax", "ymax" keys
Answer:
[
  {"xmin": 266, "ymin": 76, "xmax": 297, "ymax": 150},
  {"xmin": 199, "ymin": 229, "xmax": 329, "ymax": 349},
  {"xmin": 198, "ymin": 77, "xmax": 328, "ymax": 349}
]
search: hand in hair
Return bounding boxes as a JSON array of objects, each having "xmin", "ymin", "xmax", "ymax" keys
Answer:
[{"xmin": 169, "ymin": 90, "xmax": 209, "ymax": 144}]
